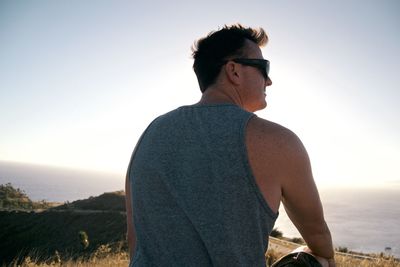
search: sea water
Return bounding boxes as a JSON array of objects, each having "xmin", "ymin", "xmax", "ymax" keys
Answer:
[
  {"xmin": 0, "ymin": 161, "xmax": 124, "ymax": 202},
  {"xmin": 1, "ymin": 161, "xmax": 399, "ymax": 257},
  {"xmin": 275, "ymin": 187, "xmax": 400, "ymax": 258}
]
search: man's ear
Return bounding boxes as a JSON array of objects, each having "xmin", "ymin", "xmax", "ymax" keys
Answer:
[{"xmin": 224, "ymin": 61, "xmax": 241, "ymax": 85}]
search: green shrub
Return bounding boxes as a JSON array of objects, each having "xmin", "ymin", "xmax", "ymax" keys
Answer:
[
  {"xmin": 337, "ymin": 246, "xmax": 349, "ymax": 253},
  {"xmin": 79, "ymin": 231, "xmax": 90, "ymax": 249},
  {"xmin": 270, "ymin": 228, "xmax": 283, "ymax": 238}
]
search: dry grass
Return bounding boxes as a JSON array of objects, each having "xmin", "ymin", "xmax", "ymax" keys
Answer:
[
  {"xmin": 8, "ymin": 246, "xmax": 400, "ymax": 267},
  {"xmin": 6, "ymin": 245, "xmax": 129, "ymax": 267},
  {"xmin": 12, "ymin": 254, "xmax": 129, "ymax": 267},
  {"xmin": 333, "ymin": 254, "xmax": 400, "ymax": 267},
  {"xmin": 265, "ymin": 249, "xmax": 400, "ymax": 267}
]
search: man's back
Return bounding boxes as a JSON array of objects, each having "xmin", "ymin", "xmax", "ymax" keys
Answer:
[{"xmin": 127, "ymin": 104, "xmax": 278, "ymax": 266}]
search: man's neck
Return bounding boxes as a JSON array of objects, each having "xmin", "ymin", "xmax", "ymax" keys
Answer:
[{"xmin": 197, "ymin": 85, "xmax": 244, "ymax": 108}]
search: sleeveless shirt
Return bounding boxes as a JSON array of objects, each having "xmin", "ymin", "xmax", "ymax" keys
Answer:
[{"xmin": 127, "ymin": 104, "xmax": 278, "ymax": 267}]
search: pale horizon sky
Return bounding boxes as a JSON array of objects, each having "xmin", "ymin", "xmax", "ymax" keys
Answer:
[{"xmin": 1, "ymin": 0, "xmax": 399, "ymax": 188}]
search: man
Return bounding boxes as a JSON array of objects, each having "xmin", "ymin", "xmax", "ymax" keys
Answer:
[{"xmin": 125, "ymin": 24, "xmax": 335, "ymax": 267}]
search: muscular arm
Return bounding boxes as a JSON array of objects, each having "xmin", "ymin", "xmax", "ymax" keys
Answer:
[
  {"xmin": 279, "ymin": 131, "xmax": 334, "ymax": 261},
  {"xmin": 125, "ymin": 174, "xmax": 136, "ymax": 259},
  {"xmin": 247, "ymin": 117, "xmax": 334, "ymax": 263}
]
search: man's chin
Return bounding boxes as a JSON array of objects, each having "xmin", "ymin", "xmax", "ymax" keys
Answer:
[
  {"xmin": 259, "ymin": 100, "xmax": 267, "ymax": 110},
  {"xmin": 252, "ymin": 102, "xmax": 267, "ymax": 112}
]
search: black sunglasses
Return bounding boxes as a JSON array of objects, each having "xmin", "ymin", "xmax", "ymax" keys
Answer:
[{"xmin": 222, "ymin": 58, "xmax": 270, "ymax": 79}]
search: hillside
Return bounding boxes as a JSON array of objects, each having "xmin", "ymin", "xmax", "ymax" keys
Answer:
[
  {"xmin": 0, "ymin": 183, "xmax": 52, "ymax": 210},
  {"xmin": 54, "ymin": 191, "xmax": 125, "ymax": 211},
  {"xmin": 0, "ymin": 185, "xmax": 127, "ymax": 265}
]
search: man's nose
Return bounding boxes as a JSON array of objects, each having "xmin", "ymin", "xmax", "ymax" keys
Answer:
[{"xmin": 265, "ymin": 76, "xmax": 272, "ymax": 86}]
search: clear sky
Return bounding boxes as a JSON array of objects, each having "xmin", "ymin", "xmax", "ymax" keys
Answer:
[{"xmin": 1, "ymin": 0, "xmax": 399, "ymax": 188}]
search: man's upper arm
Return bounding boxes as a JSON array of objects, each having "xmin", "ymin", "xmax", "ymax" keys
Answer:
[
  {"xmin": 276, "ymin": 129, "xmax": 333, "ymax": 259},
  {"xmin": 279, "ymin": 132, "xmax": 325, "ymax": 230},
  {"xmin": 247, "ymin": 117, "xmax": 325, "ymax": 228}
]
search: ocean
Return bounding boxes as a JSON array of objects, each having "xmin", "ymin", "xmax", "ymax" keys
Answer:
[
  {"xmin": 275, "ymin": 187, "xmax": 400, "ymax": 258},
  {"xmin": 0, "ymin": 161, "xmax": 125, "ymax": 202},
  {"xmin": 1, "ymin": 161, "xmax": 399, "ymax": 258}
]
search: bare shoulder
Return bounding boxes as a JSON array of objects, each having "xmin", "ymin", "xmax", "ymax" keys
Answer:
[
  {"xmin": 248, "ymin": 116, "xmax": 313, "ymax": 185},
  {"xmin": 245, "ymin": 116, "xmax": 309, "ymax": 212},
  {"xmin": 246, "ymin": 116, "xmax": 313, "ymax": 192},
  {"xmin": 247, "ymin": 116, "xmax": 305, "ymax": 154}
]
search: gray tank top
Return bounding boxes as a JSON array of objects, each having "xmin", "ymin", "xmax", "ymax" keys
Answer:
[{"xmin": 128, "ymin": 104, "xmax": 278, "ymax": 267}]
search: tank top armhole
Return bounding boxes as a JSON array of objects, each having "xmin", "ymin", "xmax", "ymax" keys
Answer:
[
  {"xmin": 126, "ymin": 116, "xmax": 161, "ymax": 181},
  {"xmin": 240, "ymin": 114, "xmax": 279, "ymax": 220}
]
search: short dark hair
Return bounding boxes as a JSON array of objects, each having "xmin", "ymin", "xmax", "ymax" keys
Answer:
[{"xmin": 192, "ymin": 24, "xmax": 268, "ymax": 92}]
